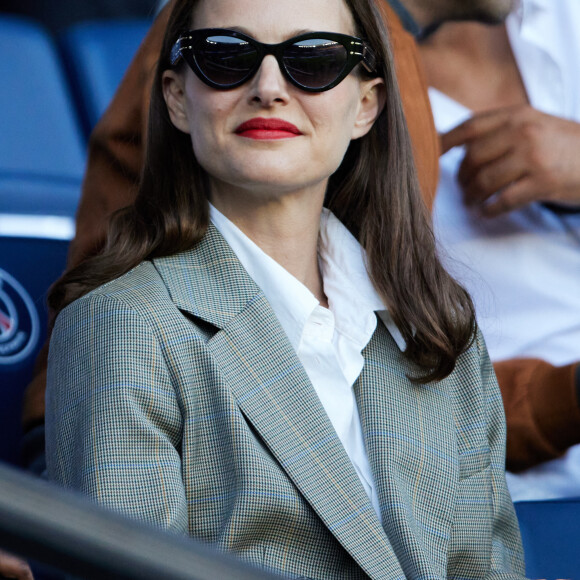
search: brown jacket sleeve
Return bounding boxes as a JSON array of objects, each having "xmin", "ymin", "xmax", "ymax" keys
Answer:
[
  {"xmin": 494, "ymin": 359, "xmax": 580, "ymax": 472},
  {"xmin": 23, "ymin": 0, "xmax": 579, "ymax": 475},
  {"xmin": 377, "ymin": 0, "xmax": 439, "ymax": 210}
]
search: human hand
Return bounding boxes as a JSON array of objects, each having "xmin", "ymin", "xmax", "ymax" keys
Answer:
[
  {"xmin": 440, "ymin": 105, "xmax": 580, "ymax": 216},
  {"xmin": 0, "ymin": 549, "xmax": 33, "ymax": 580}
]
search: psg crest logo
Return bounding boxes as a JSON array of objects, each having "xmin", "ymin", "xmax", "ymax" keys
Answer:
[{"xmin": 0, "ymin": 268, "xmax": 40, "ymax": 366}]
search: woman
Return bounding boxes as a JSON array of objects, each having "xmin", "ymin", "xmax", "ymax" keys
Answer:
[{"xmin": 45, "ymin": 0, "xmax": 526, "ymax": 577}]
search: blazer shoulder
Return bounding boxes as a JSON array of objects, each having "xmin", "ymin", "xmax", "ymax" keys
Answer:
[
  {"xmin": 58, "ymin": 260, "xmax": 163, "ymax": 310},
  {"xmin": 55, "ymin": 260, "xmax": 197, "ymax": 338}
]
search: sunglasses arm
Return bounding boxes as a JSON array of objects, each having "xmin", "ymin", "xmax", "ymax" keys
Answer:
[
  {"xmin": 360, "ymin": 44, "xmax": 377, "ymax": 74},
  {"xmin": 170, "ymin": 37, "xmax": 191, "ymax": 66}
]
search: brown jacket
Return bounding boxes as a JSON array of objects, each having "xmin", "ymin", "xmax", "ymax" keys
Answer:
[{"xmin": 24, "ymin": 0, "xmax": 580, "ymax": 472}]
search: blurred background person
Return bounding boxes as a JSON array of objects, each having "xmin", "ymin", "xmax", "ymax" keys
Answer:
[{"xmin": 420, "ymin": 0, "xmax": 580, "ymax": 500}]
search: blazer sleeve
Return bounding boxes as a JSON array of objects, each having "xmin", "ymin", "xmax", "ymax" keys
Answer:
[
  {"xmin": 478, "ymin": 332, "xmax": 527, "ymax": 579},
  {"xmin": 45, "ymin": 292, "xmax": 188, "ymax": 533}
]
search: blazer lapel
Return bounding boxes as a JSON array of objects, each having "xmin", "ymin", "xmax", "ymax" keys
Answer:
[
  {"xmin": 355, "ymin": 319, "xmax": 458, "ymax": 579},
  {"xmin": 153, "ymin": 226, "xmax": 406, "ymax": 580}
]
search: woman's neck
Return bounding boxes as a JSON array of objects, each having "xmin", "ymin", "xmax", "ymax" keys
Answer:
[{"xmin": 210, "ymin": 184, "xmax": 328, "ymax": 306}]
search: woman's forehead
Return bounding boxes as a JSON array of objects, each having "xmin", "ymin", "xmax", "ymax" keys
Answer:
[{"xmin": 191, "ymin": 0, "xmax": 356, "ymax": 39}]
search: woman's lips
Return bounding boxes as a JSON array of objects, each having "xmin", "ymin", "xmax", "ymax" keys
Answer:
[{"xmin": 235, "ymin": 117, "xmax": 302, "ymax": 140}]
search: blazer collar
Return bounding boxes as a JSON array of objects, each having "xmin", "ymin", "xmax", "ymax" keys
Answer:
[
  {"xmin": 153, "ymin": 224, "xmax": 261, "ymax": 330},
  {"xmin": 152, "ymin": 226, "xmax": 406, "ymax": 579}
]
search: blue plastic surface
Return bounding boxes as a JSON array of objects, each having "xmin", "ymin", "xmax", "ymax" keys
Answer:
[
  {"xmin": 515, "ymin": 498, "xmax": 580, "ymax": 579},
  {"xmin": 0, "ymin": 16, "xmax": 86, "ymax": 181},
  {"xmin": 60, "ymin": 19, "xmax": 150, "ymax": 133},
  {"xmin": 0, "ymin": 175, "xmax": 81, "ymax": 218},
  {"xmin": 0, "ymin": 237, "xmax": 69, "ymax": 465}
]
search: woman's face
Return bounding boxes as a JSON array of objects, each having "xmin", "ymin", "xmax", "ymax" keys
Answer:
[{"xmin": 163, "ymin": 0, "xmax": 383, "ymax": 208}]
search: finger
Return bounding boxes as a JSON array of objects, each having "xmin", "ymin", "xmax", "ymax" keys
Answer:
[
  {"xmin": 0, "ymin": 550, "xmax": 34, "ymax": 580},
  {"xmin": 480, "ymin": 176, "xmax": 542, "ymax": 217},
  {"xmin": 0, "ymin": 564, "xmax": 34, "ymax": 579},
  {"xmin": 462, "ymin": 152, "xmax": 527, "ymax": 205},
  {"xmin": 440, "ymin": 108, "xmax": 513, "ymax": 154},
  {"xmin": 457, "ymin": 127, "xmax": 514, "ymax": 188}
]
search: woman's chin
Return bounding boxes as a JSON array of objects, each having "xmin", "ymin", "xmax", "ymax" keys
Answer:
[{"xmin": 209, "ymin": 172, "xmax": 328, "ymax": 205}]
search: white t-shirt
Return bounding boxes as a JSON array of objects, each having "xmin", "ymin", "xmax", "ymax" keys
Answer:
[{"xmin": 430, "ymin": 0, "xmax": 580, "ymax": 500}]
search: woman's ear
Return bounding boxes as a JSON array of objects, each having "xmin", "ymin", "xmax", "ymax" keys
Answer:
[
  {"xmin": 351, "ymin": 77, "xmax": 386, "ymax": 140},
  {"xmin": 162, "ymin": 70, "xmax": 191, "ymax": 134}
]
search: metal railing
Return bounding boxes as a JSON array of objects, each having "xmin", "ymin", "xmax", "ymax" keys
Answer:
[{"xmin": 0, "ymin": 462, "xmax": 283, "ymax": 580}]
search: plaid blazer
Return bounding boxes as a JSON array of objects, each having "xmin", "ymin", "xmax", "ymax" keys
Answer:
[{"xmin": 46, "ymin": 225, "xmax": 526, "ymax": 580}]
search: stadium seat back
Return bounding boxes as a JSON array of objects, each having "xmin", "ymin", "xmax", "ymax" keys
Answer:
[
  {"xmin": 60, "ymin": 19, "xmax": 150, "ymax": 133},
  {"xmin": 0, "ymin": 235, "xmax": 70, "ymax": 465},
  {"xmin": 0, "ymin": 16, "xmax": 82, "ymax": 464},
  {"xmin": 515, "ymin": 497, "xmax": 580, "ymax": 579},
  {"xmin": 0, "ymin": 16, "xmax": 86, "ymax": 182}
]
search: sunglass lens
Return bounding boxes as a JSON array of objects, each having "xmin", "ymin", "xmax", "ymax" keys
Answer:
[
  {"xmin": 283, "ymin": 39, "xmax": 348, "ymax": 89},
  {"xmin": 195, "ymin": 35, "xmax": 258, "ymax": 86}
]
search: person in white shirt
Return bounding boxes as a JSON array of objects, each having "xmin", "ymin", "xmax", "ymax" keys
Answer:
[{"xmin": 420, "ymin": 0, "xmax": 580, "ymax": 500}]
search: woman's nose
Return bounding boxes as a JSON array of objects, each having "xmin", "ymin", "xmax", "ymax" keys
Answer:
[{"xmin": 249, "ymin": 55, "xmax": 290, "ymax": 106}]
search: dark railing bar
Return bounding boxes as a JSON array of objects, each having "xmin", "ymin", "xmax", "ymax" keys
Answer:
[{"xmin": 0, "ymin": 462, "xmax": 283, "ymax": 580}]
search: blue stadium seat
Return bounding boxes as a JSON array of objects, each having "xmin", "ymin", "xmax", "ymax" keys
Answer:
[
  {"xmin": 59, "ymin": 19, "xmax": 151, "ymax": 133},
  {"xmin": 0, "ymin": 15, "xmax": 85, "ymax": 218},
  {"xmin": 0, "ymin": 235, "xmax": 70, "ymax": 466},
  {"xmin": 515, "ymin": 497, "xmax": 580, "ymax": 579},
  {"xmin": 0, "ymin": 15, "xmax": 84, "ymax": 224},
  {"xmin": 0, "ymin": 15, "xmax": 83, "ymax": 465}
]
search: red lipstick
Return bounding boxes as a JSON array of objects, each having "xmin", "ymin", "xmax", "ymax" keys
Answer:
[{"xmin": 235, "ymin": 117, "xmax": 302, "ymax": 140}]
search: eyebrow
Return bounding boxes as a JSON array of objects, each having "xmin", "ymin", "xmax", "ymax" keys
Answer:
[{"xmin": 210, "ymin": 26, "xmax": 323, "ymax": 39}]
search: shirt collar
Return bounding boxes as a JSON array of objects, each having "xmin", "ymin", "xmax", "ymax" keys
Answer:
[
  {"xmin": 209, "ymin": 203, "xmax": 318, "ymax": 353},
  {"xmin": 209, "ymin": 204, "xmax": 406, "ymax": 352},
  {"xmin": 510, "ymin": 0, "xmax": 549, "ymax": 31},
  {"xmin": 318, "ymin": 210, "xmax": 406, "ymax": 351}
]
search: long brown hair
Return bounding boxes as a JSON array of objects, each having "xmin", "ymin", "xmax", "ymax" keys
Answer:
[{"xmin": 50, "ymin": 0, "xmax": 475, "ymax": 382}]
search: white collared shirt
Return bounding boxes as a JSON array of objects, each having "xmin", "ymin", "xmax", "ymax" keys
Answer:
[
  {"xmin": 210, "ymin": 204, "xmax": 405, "ymax": 521},
  {"xmin": 429, "ymin": 0, "xmax": 580, "ymax": 500}
]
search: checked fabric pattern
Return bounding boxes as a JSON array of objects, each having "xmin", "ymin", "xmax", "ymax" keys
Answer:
[{"xmin": 46, "ymin": 225, "xmax": 526, "ymax": 580}]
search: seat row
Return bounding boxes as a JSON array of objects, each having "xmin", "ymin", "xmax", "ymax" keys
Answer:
[
  {"xmin": 0, "ymin": 14, "xmax": 149, "ymax": 465},
  {"xmin": 0, "ymin": 14, "xmax": 150, "ymax": 217}
]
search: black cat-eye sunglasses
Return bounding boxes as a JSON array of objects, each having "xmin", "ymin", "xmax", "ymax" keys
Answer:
[{"xmin": 170, "ymin": 28, "xmax": 377, "ymax": 92}]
